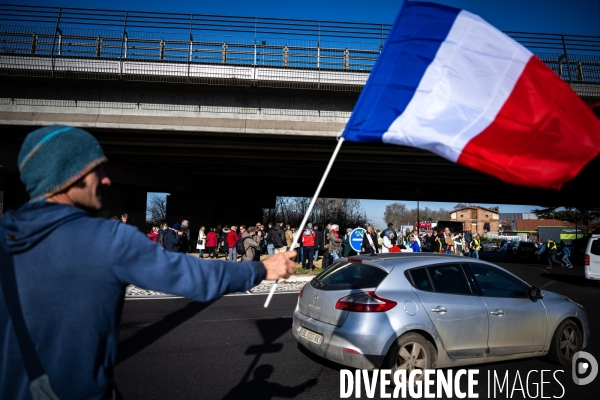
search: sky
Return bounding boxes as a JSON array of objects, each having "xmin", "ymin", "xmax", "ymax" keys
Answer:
[
  {"xmin": 14, "ymin": 0, "xmax": 598, "ymax": 225},
  {"xmin": 10, "ymin": 0, "xmax": 600, "ymax": 36},
  {"xmin": 361, "ymin": 200, "xmax": 538, "ymax": 228}
]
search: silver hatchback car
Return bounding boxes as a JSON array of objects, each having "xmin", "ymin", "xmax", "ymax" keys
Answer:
[{"xmin": 293, "ymin": 253, "xmax": 589, "ymax": 374}]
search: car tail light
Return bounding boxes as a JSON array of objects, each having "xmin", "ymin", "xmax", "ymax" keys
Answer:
[
  {"xmin": 347, "ymin": 258, "xmax": 362, "ymax": 263},
  {"xmin": 585, "ymin": 254, "xmax": 590, "ymax": 266},
  {"xmin": 299, "ymin": 285, "xmax": 305, "ymax": 298},
  {"xmin": 335, "ymin": 291, "xmax": 397, "ymax": 312},
  {"xmin": 343, "ymin": 347, "xmax": 362, "ymax": 354}
]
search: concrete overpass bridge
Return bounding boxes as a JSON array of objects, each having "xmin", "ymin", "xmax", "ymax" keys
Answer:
[{"xmin": 1, "ymin": 4, "xmax": 599, "ymax": 230}]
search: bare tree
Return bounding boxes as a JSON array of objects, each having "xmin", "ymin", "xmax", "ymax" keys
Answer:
[
  {"xmin": 263, "ymin": 197, "xmax": 370, "ymax": 231},
  {"xmin": 146, "ymin": 194, "xmax": 167, "ymax": 224},
  {"xmin": 384, "ymin": 202, "xmax": 451, "ymax": 232},
  {"xmin": 384, "ymin": 203, "xmax": 408, "ymax": 229}
]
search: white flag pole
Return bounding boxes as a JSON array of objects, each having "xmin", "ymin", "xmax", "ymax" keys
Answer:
[{"xmin": 264, "ymin": 137, "xmax": 346, "ymax": 308}]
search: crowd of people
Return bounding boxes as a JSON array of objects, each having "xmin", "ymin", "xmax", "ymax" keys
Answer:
[
  {"xmin": 145, "ymin": 220, "xmax": 345, "ymax": 274},
  {"xmin": 533, "ymin": 238, "xmax": 574, "ymax": 269},
  {"xmin": 141, "ymin": 219, "xmax": 491, "ymax": 272},
  {"xmin": 365, "ymin": 224, "xmax": 484, "ymax": 259}
]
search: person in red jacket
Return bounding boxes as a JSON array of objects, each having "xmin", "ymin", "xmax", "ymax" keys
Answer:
[
  {"xmin": 146, "ymin": 226, "xmax": 158, "ymax": 242},
  {"xmin": 226, "ymin": 225, "xmax": 239, "ymax": 262},
  {"xmin": 301, "ymin": 223, "xmax": 317, "ymax": 272},
  {"xmin": 205, "ymin": 228, "xmax": 219, "ymax": 259}
]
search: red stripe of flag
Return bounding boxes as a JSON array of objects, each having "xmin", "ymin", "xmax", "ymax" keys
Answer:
[{"xmin": 457, "ymin": 56, "xmax": 600, "ymax": 190}]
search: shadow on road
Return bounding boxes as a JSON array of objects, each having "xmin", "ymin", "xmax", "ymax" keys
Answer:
[
  {"xmin": 540, "ymin": 273, "xmax": 597, "ymax": 287},
  {"xmin": 222, "ymin": 318, "xmax": 317, "ymax": 399},
  {"xmin": 296, "ymin": 342, "xmax": 344, "ymax": 371},
  {"xmin": 117, "ymin": 300, "xmax": 213, "ymax": 365},
  {"xmin": 221, "ymin": 364, "xmax": 316, "ymax": 400}
]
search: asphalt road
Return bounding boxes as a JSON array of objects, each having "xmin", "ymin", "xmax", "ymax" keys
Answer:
[{"xmin": 114, "ymin": 252, "xmax": 600, "ymax": 399}]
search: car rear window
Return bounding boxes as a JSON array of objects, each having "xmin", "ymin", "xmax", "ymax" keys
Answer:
[
  {"xmin": 591, "ymin": 239, "xmax": 600, "ymax": 256},
  {"xmin": 311, "ymin": 262, "xmax": 388, "ymax": 291}
]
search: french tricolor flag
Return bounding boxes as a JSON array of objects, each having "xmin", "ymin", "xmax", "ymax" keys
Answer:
[{"xmin": 342, "ymin": 1, "xmax": 600, "ymax": 190}]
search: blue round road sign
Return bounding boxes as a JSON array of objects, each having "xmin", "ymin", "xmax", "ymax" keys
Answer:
[{"xmin": 349, "ymin": 228, "xmax": 366, "ymax": 253}]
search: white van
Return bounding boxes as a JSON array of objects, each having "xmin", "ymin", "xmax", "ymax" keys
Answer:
[{"xmin": 584, "ymin": 234, "xmax": 600, "ymax": 280}]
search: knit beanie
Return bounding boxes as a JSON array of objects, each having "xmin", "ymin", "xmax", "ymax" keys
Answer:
[{"xmin": 18, "ymin": 125, "xmax": 107, "ymax": 201}]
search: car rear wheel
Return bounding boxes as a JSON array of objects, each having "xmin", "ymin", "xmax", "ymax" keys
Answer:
[
  {"xmin": 547, "ymin": 319, "xmax": 581, "ymax": 366},
  {"xmin": 386, "ymin": 333, "xmax": 437, "ymax": 381}
]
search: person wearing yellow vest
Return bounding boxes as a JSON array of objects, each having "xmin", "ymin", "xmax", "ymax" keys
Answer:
[
  {"xmin": 546, "ymin": 238, "xmax": 563, "ymax": 269},
  {"xmin": 470, "ymin": 234, "xmax": 481, "ymax": 259}
]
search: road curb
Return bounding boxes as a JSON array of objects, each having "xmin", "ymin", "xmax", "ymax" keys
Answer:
[{"xmin": 125, "ymin": 275, "xmax": 312, "ymax": 298}]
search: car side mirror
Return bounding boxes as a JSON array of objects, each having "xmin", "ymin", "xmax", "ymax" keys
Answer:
[{"xmin": 530, "ymin": 286, "xmax": 544, "ymax": 299}]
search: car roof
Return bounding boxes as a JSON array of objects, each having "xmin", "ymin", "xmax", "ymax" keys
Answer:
[
  {"xmin": 337, "ymin": 253, "xmax": 531, "ymax": 286},
  {"xmin": 341, "ymin": 253, "xmax": 495, "ymax": 271}
]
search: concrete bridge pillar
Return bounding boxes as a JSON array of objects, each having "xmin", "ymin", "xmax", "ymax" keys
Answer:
[
  {"xmin": 166, "ymin": 192, "xmax": 275, "ymax": 245},
  {"xmin": 99, "ymin": 183, "xmax": 148, "ymax": 232},
  {"xmin": 0, "ymin": 170, "xmax": 28, "ymax": 215}
]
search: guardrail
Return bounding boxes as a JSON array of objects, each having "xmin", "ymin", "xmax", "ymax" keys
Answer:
[
  {"xmin": 0, "ymin": 4, "xmax": 599, "ymax": 93},
  {"xmin": 0, "ymin": 30, "xmax": 381, "ymax": 71}
]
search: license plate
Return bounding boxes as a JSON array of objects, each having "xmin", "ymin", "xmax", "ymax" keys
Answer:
[{"xmin": 300, "ymin": 328, "xmax": 324, "ymax": 345}]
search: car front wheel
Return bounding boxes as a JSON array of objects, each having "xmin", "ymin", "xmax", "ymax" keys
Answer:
[
  {"xmin": 386, "ymin": 333, "xmax": 437, "ymax": 381},
  {"xmin": 547, "ymin": 319, "xmax": 581, "ymax": 366}
]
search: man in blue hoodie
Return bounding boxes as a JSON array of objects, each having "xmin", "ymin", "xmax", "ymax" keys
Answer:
[{"xmin": 0, "ymin": 125, "xmax": 296, "ymax": 400}]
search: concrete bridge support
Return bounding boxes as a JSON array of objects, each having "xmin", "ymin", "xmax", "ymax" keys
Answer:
[
  {"xmin": 0, "ymin": 170, "xmax": 28, "ymax": 215},
  {"xmin": 98, "ymin": 183, "xmax": 148, "ymax": 232},
  {"xmin": 166, "ymin": 192, "xmax": 275, "ymax": 245}
]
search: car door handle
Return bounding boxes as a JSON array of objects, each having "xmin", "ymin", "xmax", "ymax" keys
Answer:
[
  {"xmin": 490, "ymin": 309, "xmax": 504, "ymax": 316},
  {"xmin": 431, "ymin": 306, "xmax": 448, "ymax": 313}
]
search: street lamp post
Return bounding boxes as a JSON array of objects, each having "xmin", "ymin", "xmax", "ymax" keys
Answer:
[
  {"xmin": 416, "ymin": 188, "xmax": 421, "ymax": 233},
  {"xmin": 575, "ymin": 208, "xmax": 578, "ymax": 241}
]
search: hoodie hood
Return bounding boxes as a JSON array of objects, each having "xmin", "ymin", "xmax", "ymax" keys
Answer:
[{"xmin": 0, "ymin": 202, "xmax": 87, "ymax": 254}]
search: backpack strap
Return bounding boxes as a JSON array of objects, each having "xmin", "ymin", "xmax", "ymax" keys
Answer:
[
  {"xmin": 0, "ymin": 233, "xmax": 46, "ymax": 382},
  {"xmin": 1, "ymin": 230, "xmax": 62, "ymax": 399}
]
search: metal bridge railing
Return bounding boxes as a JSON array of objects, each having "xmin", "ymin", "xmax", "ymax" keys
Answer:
[
  {"xmin": 0, "ymin": 29, "xmax": 381, "ymax": 69},
  {"xmin": 0, "ymin": 4, "xmax": 599, "ymax": 95}
]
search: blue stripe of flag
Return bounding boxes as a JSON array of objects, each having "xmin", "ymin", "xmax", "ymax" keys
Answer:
[{"xmin": 342, "ymin": 1, "xmax": 461, "ymax": 142}]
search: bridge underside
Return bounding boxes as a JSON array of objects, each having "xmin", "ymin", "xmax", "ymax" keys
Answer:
[{"xmin": 1, "ymin": 76, "xmax": 598, "ymax": 229}]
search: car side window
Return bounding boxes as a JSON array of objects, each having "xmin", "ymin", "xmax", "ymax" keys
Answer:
[
  {"xmin": 407, "ymin": 268, "xmax": 433, "ymax": 292},
  {"xmin": 426, "ymin": 264, "xmax": 472, "ymax": 295},
  {"xmin": 591, "ymin": 239, "xmax": 600, "ymax": 256},
  {"xmin": 466, "ymin": 263, "xmax": 527, "ymax": 298}
]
